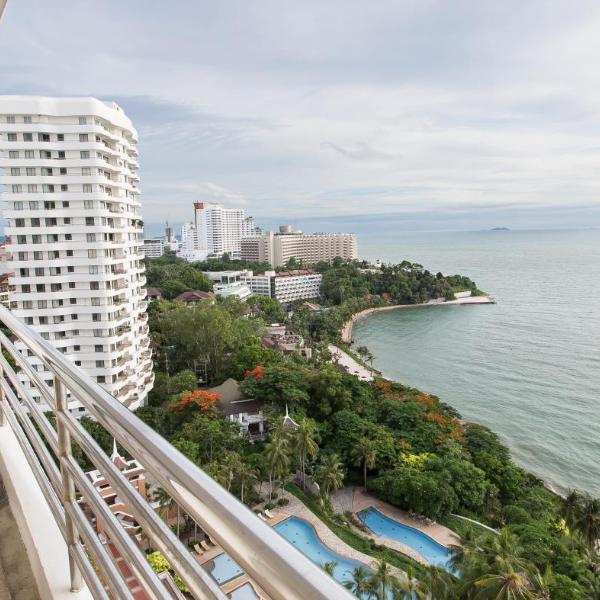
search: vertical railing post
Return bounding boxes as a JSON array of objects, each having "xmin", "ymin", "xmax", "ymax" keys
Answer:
[
  {"xmin": 55, "ymin": 378, "xmax": 83, "ymax": 593},
  {"xmin": 0, "ymin": 339, "xmax": 6, "ymax": 428}
]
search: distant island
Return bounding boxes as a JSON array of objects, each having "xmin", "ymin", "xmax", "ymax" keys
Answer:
[{"xmin": 490, "ymin": 227, "xmax": 510, "ymax": 231}]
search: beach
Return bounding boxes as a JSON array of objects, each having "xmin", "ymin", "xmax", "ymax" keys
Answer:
[{"xmin": 341, "ymin": 295, "xmax": 494, "ymax": 343}]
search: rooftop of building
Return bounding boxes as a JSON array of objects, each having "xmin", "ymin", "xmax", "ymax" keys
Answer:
[{"xmin": 275, "ymin": 269, "xmax": 319, "ymax": 277}]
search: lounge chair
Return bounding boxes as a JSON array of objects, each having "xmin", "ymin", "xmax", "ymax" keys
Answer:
[
  {"xmin": 264, "ymin": 509, "xmax": 274, "ymax": 519},
  {"xmin": 194, "ymin": 544, "xmax": 203, "ymax": 555},
  {"xmin": 200, "ymin": 540, "xmax": 211, "ymax": 551},
  {"xmin": 257, "ymin": 513, "xmax": 267, "ymax": 521}
]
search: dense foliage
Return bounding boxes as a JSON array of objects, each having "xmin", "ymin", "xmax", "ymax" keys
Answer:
[{"xmin": 130, "ymin": 255, "xmax": 600, "ymax": 598}]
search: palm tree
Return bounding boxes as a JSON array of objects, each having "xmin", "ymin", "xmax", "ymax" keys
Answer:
[
  {"xmin": 530, "ymin": 566, "xmax": 553, "ymax": 600},
  {"xmin": 264, "ymin": 432, "xmax": 291, "ymax": 502},
  {"xmin": 344, "ymin": 566, "xmax": 371, "ymax": 597},
  {"xmin": 153, "ymin": 487, "xmax": 181, "ymax": 538},
  {"xmin": 370, "ymin": 561, "xmax": 396, "ymax": 600},
  {"xmin": 351, "ymin": 437, "xmax": 377, "ymax": 492},
  {"xmin": 576, "ymin": 495, "xmax": 600, "ymax": 547},
  {"xmin": 322, "ymin": 560, "xmax": 338, "ymax": 577},
  {"xmin": 473, "ymin": 567, "xmax": 535, "ymax": 600},
  {"xmin": 419, "ymin": 565, "xmax": 456, "ymax": 600},
  {"xmin": 293, "ymin": 418, "xmax": 319, "ymax": 491},
  {"xmin": 237, "ymin": 462, "xmax": 258, "ymax": 505},
  {"xmin": 561, "ymin": 489, "xmax": 583, "ymax": 532},
  {"xmin": 392, "ymin": 565, "xmax": 427, "ymax": 599},
  {"xmin": 315, "ymin": 453, "xmax": 345, "ymax": 498}
]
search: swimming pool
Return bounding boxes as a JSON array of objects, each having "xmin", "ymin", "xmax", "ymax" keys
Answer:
[
  {"xmin": 202, "ymin": 551, "xmax": 244, "ymax": 584},
  {"xmin": 274, "ymin": 516, "xmax": 370, "ymax": 587},
  {"xmin": 357, "ymin": 507, "xmax": 451, "ymax": 569}
]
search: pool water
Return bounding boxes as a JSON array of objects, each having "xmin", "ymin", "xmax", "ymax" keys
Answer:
[
  {"xmin": 202, "ymin": 552, "xmax": 244, "ymax": 584},
  {"xmin": 357, "ymin": 507, "xmax": 451, "ymax": 569},
  {"xmin": 274, "ymin": 516, "xmax": 369, "ymax": 587}
]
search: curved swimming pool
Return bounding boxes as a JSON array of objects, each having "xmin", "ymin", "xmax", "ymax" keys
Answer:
[
  {"xmin": 274, "ymin": 516, "xmax": 369, "ymax": 585},
  {"xmin": 357, "ymin": 507, "xmax": 451, "ymax": 569}
]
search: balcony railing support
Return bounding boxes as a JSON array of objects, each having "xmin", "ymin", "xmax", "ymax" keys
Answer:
[{"xmin": 55, "ymin": 378, "xmax": 84, "ymax": 594}]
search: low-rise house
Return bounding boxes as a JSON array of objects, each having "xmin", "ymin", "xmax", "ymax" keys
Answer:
[
  {"xmin": 174, "ymin": 290, "xmax": 216, "ymax": 304},
  {"xmin": 262, "ymin": 324, "xmax": 312, "ymax": 359},
  {"xmin": 146, "ymin": 287, "xmax": 162, "ymax": 302},
  {"xmin": 208, "ymin": 378, "xmax": 266, "ymax": 441}
]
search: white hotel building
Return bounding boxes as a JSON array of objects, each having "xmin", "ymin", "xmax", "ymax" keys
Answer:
[{"xmin": 0, "ymin": 96, "xmax": 153, "ymax": 410}]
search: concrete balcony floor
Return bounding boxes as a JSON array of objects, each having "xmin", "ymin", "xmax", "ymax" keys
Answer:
[{"xmin": 0, "ymin": 478, "xmax": 40, "ymax": 600}]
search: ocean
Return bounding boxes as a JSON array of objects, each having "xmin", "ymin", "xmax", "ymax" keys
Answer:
[{"xmin": 352, "ymin": 229, "xmax": 600, "ymax": 496}]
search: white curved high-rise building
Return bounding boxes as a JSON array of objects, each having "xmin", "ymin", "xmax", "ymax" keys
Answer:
[{"xmin": 0, "ymin": 96, "xmax": 153, "ymax": 410}]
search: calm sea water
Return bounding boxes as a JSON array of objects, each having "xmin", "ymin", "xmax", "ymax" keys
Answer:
[{"xmin": 353, "ymin": 229, "xmax": 600, "ymax": 496}]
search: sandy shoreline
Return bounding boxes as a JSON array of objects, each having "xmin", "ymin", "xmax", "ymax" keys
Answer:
[{"xmin": 341, "ymin": 295, "xmax": 494, "ymax": 343}]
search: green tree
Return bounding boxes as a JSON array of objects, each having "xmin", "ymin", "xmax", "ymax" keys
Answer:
[
  {"xmin": 293, "ymin": 418, "xmax": 319, "ymax": 491},
  {"xmin": 344, "ymin": 566, "xmax": 371, "ymax": 596},
  {"xmin": 315, "ymin": 453, "xmax": 345, "ymax": 498},
  {"xmin": 351, "ymin": 437, "xmax": 377, "ymax": 492},
  {"xmin": 264, "ymin": 432, "xmax": 291, "ymax": 502},
  {"xmin": 370, "ymin": 561, "xmax": 396, "ymax": 600}
]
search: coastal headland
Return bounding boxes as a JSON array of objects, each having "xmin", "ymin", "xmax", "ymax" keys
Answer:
[{"xmin": 341, "ymin": 295, "xmax": 494, "ymax": 343}]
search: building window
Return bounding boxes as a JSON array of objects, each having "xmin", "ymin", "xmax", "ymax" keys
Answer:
[
  {"xmin": 36, "ymin": 284, "xmax": 45, "ymax": 292},
  {"xmin": 38, "ymin": 300, "xmax": 47, "ymax": 308},
  {"xmin": 62, "ymin": 201, "xmax": 70, "ymax": 207},
  {"xmin": 47, "ymin": 234, "xmax": 59, "ymax": 243},
  {"xmin": 35, "ymin": 267, "xmax": 44, "ymax": 276},
  {"xmin": 23, "ymin": 133, "xmax": 33, "ymax": 142},
  {"xmin": 7, "ymin": 133, "xmax": 17, "ymax": 141},
  {"xmin": 30, "ymin": 218, "xmax": 40, "ymax": 227},
  {"xmin": 70, "ymin": 298, "xmax": 77, "ymax": 305},
  {"xmin": 90, "ymin": 281, "xmax": 99, "ymax": 290},
  {"xmin": 85, "ymin": 217, "xmax": 95, "ymax": 226},
  {"xmin": 15, "ymin": 218, "xmax": 25, "ymax": 228},
  {"xmin": 9, "ymin": 150, "xmax": 18, "ymax": 159},
  {"xmin": 89, "ymin": 265, "xmax": 99, "ymax": 274},
  {"xmin": 24, "ymin": 116, "xmax": 32, "ymax": 124},
  {"xmin": 95, "ymin": 360, "xmax": 104, "ymax": 368},
  {"xmin": 83, "ymin": 184, "xmax": 93, "ymax": 193},
  {"xmin": 86, "ymin": 233, "xmax": 96, "ymax": 243},
  {"xmin": 26, "ymin": 184, "xmax": 37, "ymax": 193},
  {"xmin": 26, "ymin": 167, "xmax": 35, "ymax": 176},
  {"xmin": 42, "ymin": 184, "xmax": 55, "ymax": 193},
  {"xmin": 82, "ymin": 167, "xmax": 91, "ymax": 176},
  {"xmin": 58, "ymin": 151, "xmax": 65, "ymax": 160},
  {"xmin": 45, "ymin": 218, "xmax": 57, "ymax": 226},
  {"xmin": 66, "ymin": 250, "xmax": 73, "ymax": 257},
  {"xmin": 41, "ymin": 167, "xmax": 53, "ymax": 176},
  {"xmin": 10, "ymin": 167, "xmax": 20, "ymax": 176},
  {"xmin": 80, "ymin": 150, "xmax": 90, "ymax": 159},
  {"xmin": 24, "ymin": 150, "xmax": 34, "ymax": 159},
  {"xmin": 64, "ymin": 217, "xmax": 71, "ymax": 224},
  {"xmin": 95, "ymin": 344, "xmax": 103, "ymax": 352},
  {"xmin": 40, "ymin": 150, "xmax": 51, "ymax": 159},
  {"xmin": 88, "ymin": 249, "xmax": 97, "ymax": 258},
  {"xmin": 50, "ymin": 283, "xmax": 62, "ymax": 292},
  {"xmin": 33, "ymin": 251, "xmax": 43, "ymax": 260},
  {"xmin": 79, "ymin": 116, "xmax": 87, "ymax": 125},
  {"xmin": 11, "ymin": 185, "xmax": 22, "ymax": 193},
  {"xmin": 32, "ymin": 235, "xmax": 42, "ymax": 244},
  {"xmin": 39, "ymin": 316, "xmax": 48, "ymax": 324},
  {"xmin": 57, "ymin": 134, "xmax": 64, "ymax": 142},
  {"xmin": 79, "ymin": 134, "xmax": 88, "ymax": 142},
  {"xmin": 60, "ymin": 168, "xmax": 67, "ymax": 175},
  {"xmin": 17, "ymin": 252, "xmax": 27, "ymax": 260},
  {"xmin": 44, "ymin": 201, "xmax": 55, "ymax": 209},
  {"xmin": 6, "ymin": 116, "xmax": 15, "ymax": 124},
  {"xmin": 38, "ymin": 133, "xmax": 50, "ymax": 142},
  {"xmin": 97, "ymin": 376, "xmax": 106, "ymax": 383},
  {"xmin": 61, "ymin": 184, "xmax": 68, "ymax": 192},
  {"xmin": 13, "ymin": 201, "xmax": 23, "ymax": 210},
  {"xmin": 84, "ymin": 200, "xmax": 94, "ymax": 209},
  {"xmin": 29, "ymin": 201, "xmax": 38, "ymax": 209}
]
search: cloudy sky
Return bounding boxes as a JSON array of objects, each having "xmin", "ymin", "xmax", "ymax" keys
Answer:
[{"xmin": 2, "ymin": 1, "xmax": 600, "ymax": 232}]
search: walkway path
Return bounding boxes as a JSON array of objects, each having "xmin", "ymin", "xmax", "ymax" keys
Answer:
[{"xmin": 329, "ymin": 345, "xmax": 374, "ymax": 382}]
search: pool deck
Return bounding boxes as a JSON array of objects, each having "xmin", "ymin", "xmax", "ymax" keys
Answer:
[{"xmin": 350, "ymin": 487, "xmax": 461, "ymax": 556}]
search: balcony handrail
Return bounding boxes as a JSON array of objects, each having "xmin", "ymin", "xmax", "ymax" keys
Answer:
[{"xmin": 0, "ymin": 304, "xmax": 353, "ymax": 600}]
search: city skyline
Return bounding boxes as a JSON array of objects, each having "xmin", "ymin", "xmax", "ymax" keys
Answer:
[{"xmin": 1, "ymin": 1, "xmax": 600, "ymax": 230}]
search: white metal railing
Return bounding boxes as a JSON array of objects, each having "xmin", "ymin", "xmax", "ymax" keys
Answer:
[{"xmin": 0, "ymin": 304, "xmax": 352, "ymax": 600}]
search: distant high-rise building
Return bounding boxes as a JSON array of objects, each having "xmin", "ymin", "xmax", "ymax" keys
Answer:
[
  {"xmin": 194, "ymin": 202, "xmax": 245, "ymax": 258},
  {"xmin": 241, "ymin": 227, "xmax": 357, "ymax": 267},
  {"xmin": 0, "ymin": 96, "xmax": 153, "ymax": 410},
  {"xmin": 165, "ymin": 221, "xmax": 174, "ymax": 242},
  {"xmin": 242, "ymin": 215, "xmax": 261, "ymax": 238}
]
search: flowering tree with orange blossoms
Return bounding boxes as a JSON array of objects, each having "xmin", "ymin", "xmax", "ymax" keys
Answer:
[
  {"xmin": 170, "ymin": 390, "xmax": 220, "ymax": 415},
  {"xmin": 244, "ymin": 365, "xmax": 265, "ymax": 380}
]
